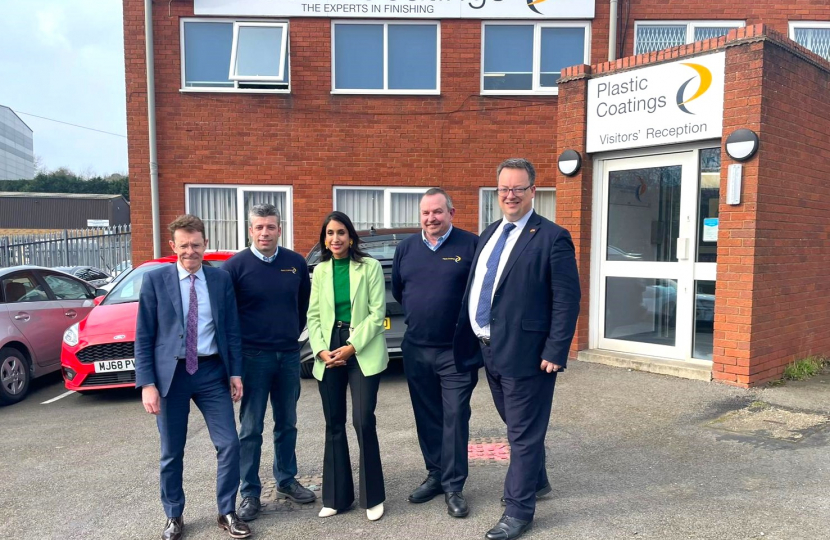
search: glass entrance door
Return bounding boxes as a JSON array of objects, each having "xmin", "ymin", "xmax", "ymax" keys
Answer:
[{"xmin": 597, "ymin": 150, "xmax": 710, "ymax": 360}]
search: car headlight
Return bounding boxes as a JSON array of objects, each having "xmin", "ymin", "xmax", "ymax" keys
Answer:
[
  {"xmin": 298, "ymin": 327, "xmax": 309, "ymax": 342},
  {"xmin": 63, "ymin": 323, "xmax": 80, "ymax": 347}
]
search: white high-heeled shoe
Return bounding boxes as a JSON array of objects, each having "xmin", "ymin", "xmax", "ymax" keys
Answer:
[
  {"xmin": 318, "ymin": 507, "xmax": 338, "ymax": 518},
  {"xmin": 366, "ymin": 502, "xmax": 384, "ymax": 521}
]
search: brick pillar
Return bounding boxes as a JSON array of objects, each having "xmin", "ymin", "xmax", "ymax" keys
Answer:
[
  {"xmin": 713, "ymin": 30, "xmax": 766, "ymax": 386},
  {"xmin": 556, "ymin": 65, "xmax": 594, "ymax": 357}
]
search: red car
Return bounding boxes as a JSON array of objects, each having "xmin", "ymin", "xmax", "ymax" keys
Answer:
[{"xmin": 60, "ymin": 252, "xmax": 235, "ymax": 392}]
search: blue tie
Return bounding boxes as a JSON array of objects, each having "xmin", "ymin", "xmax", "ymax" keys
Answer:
[{"xmin": 475, "ymin": 223, "xmax": 516, "ymax": 328}]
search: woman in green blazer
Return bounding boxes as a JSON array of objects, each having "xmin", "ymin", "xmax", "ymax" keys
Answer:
[{"xmin": 306, "ymin": 211, "xmax": 389, "ymax": 521}]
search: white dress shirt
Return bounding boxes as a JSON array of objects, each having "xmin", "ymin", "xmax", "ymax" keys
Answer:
[
  {"xmin": 422, "ymin": 225, "xmax": 453, "ymax": 252},
  {"xmin": 468, "ymin": 210, "xmax": 535, "ymax": 339},
  {"xmin": 177, "ymin": 262, "xmax": 218, "ymax": 356},
  {"xmin": 250, "ymin": 245, "xmax": 278, "ymax": 262}
]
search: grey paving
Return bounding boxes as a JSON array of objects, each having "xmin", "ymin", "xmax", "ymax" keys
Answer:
[{"xmin": 0, "ymin": 361, "xmax": 827, "ymax": 540}]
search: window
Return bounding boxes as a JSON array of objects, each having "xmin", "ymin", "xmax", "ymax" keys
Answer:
[
  {"xmin": 186, "ymin": 185, "xmax": 293, "ymax": 250},
  {"xmin": 634, "ymin": 21, "xmax": 744, "ymax": 55},
  {"xmin": 2, "ymin": 273, "xmax": 48, "ymax": 303},
  {"xmin": 482, "ymin": 22, "xmax": 589, "ymax": 94},
  {"xmin": 790, "ymin": 22, "xmax": 830, "ymax": 61},
  {"xmin": 42, "ymin": 274, "xmax": 94, "ymax": 300},
  {"xmin": 334, "ymin": 187, "xmax": 427, "ymax": 230},
  {"xmin": 479, "ymin": 188, "xmax": 557, "ymax": 232},
  {"xmin": 332, "ymin": 21, "xmax": 440, "ymax": 94},
  {"xmin": 181, "ymin": 19, "xmax": 290, "ymax": 92}
]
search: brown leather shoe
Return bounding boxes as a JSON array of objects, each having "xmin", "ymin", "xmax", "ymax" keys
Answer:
[
  {"xmin": 162, "ymin": 516, "xmax": 183, "ymax": 540},
  {"xmin": 217, "ymin": 512, "xmax": 251, "ymax": 539}
]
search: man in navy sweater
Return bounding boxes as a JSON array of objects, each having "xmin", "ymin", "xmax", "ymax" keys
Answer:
[
  {"xmin": 222, "ymin": 204, "xmax": 315, "ymax": 521},
  {"xmin": 392, "ymin": 188, "xmax": 479, "ymax": 518}
]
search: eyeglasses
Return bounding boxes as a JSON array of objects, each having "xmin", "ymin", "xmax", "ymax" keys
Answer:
[{"xmin": 496, "ymin": 185, "xmax": 534, "ymax": 196}]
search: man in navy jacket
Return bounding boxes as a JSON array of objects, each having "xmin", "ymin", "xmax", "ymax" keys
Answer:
[
  {"xmin": 136, "ymin": 214, "xmax": 250, "ymax": 540},
  {"xmin": 454, "ymin": 159, "xmax": 581, "ymax": 540}
]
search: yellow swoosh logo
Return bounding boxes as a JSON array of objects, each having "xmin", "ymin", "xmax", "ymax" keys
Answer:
[{"xmin": 678, "ymin": 63, "xmax": 712, "ymax": 106}]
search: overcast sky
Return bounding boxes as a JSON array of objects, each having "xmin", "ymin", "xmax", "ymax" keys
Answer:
[{"xmin": 0, "ymin": 1, "xmax": 128, "ymax": 176}]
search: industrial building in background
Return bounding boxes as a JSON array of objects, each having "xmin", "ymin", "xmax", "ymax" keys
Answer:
[
  {"xmin": 122, "ymin": 0, "xmax": 830, "ymax": 387},
  {"xmin": 0, "ymin": 105, "xmax": 34, "ymax": 181},
  {"xmin": 0, "ymin": 192, "xmax": 130, "ymax": 234}
]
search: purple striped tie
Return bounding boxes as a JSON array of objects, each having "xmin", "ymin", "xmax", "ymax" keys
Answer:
[{"xmin": 185, "ymin": 274, "xmax": 199, "ymax": 375}]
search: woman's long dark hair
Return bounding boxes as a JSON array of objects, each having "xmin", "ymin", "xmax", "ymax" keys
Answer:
[{"xmin": 318, "ymin": 211, "xmax": 369, "ymax": 263}]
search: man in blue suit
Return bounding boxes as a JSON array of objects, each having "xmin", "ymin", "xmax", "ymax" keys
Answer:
[
  {"xmin": 136, "ymin": 214, "xmax": 251, "ymax": 540},
  {"xmin": 454, "ymin": 158, "xmax": 581, "ymax": 540}
]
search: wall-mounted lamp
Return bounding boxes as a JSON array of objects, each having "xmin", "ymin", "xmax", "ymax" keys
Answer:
[
  {"xmin": 557, "ymin": 150, "xmax": 582, "ymax": 176},
  {"xmin": 725, "ymin": 129, "xmax": 759, "ymax": 161}
]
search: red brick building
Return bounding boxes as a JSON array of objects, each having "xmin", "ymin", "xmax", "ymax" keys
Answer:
[{"xmin": 123, "ymin": 0, "xmax": 830, "ymax": 386}]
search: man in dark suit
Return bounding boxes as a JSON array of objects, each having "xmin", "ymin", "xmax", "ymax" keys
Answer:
[
  {"xmin": 454, "ymin": 158, "xmax": 581, "ymax": 540},
  {"xmin": 136, "ymin": 214, "xmax": 251, "ymax": 540}
]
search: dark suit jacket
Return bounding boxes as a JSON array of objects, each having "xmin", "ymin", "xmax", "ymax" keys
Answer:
[
  {"xmin": 135, "ymin": 263, "xmax": 242, "ymax": 397},
  {"xmin": 453, "ymin": 211, "xmax": 581, "ymax": 378}
]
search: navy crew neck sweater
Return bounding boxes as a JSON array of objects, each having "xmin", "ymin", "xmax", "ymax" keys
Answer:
[
  {"xmin": 222, "ymin": 247, "xmax": 311, "ymax": 352},
  {"xmin": 391, "ymin": 228, "xmax": 478, "ymax": 347}
]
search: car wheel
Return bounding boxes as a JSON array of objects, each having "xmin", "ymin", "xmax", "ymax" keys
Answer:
[
  {"xmin": 300, "ymin": 361, "xmax": 314, "ymax": 380},
  {"xmin": 0, "ymin": 347, "xmax": 31, "ymax": 406}
]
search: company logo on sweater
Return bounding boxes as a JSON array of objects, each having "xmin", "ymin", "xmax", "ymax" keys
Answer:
[
  {"xmin": 442, "ymin": 256, "xmax": 462, "ymax": 263},
  {"xmin": 281, "ymin": 267, "xmax": 297, "ymax": 274},
  {"xmin": 676, "ymin": 63, "xmax": 713, "ymax": 115}
]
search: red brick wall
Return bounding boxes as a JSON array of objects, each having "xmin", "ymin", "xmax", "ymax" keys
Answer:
[
  {"xmin": 741, "ymin": 35, "xmax": 830, "ymax": 384},
  {"xmin": 124, "ymin": 1, "xmax": 567, "ymax": 262},
  {"xmin": 555, "ymin": 65, "xmax": 592, "ymax": 357},
  {"xmin": 616, "ymin": 0, "xmax": 830, "ymax": 59},
  {"xmin": 558, "ymin": 26, "xmax": 830, "ymax": 386}
]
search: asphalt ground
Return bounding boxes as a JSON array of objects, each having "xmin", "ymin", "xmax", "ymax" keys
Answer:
[{"xmin": 1, "ymin": 360, "xmax": 828, "ymax": 540}]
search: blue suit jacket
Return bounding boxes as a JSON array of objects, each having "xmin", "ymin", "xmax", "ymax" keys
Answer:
[
  {"xmin": 135, "ymin": 263, "xmax": 242, "ymax": 398},
  {"xmin": 453, "ymin": 211, "xmax": 581, "ymax": 378}
]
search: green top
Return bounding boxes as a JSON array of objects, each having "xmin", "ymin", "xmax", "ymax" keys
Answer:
[{"xmin": 332, "ymin": 256, "xmax": 351, "ymax": 323}]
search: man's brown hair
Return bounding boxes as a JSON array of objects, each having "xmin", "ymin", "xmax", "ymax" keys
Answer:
[{"xmin": 168, "ymin": 214, "xmax": 206, "ymax": 241}]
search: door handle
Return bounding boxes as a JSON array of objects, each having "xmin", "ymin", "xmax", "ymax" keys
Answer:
[
  {"xmin": 65, "ymin": 310, "xmax": 77, "ymax": 318},
  {"xmin": 676, "ymin": 238, "xmax": 690, "ymax": 260},
  {"xmin": 14, "ymin": 313, "xmax": 30, "ymax": 321}
]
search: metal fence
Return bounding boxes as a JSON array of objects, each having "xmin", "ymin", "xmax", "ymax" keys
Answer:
[{"xmin": 0, "ymin": 225, "xmax": 132, "ymax": 273}]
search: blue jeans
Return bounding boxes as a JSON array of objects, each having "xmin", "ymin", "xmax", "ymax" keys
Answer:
[{"xmin": 238, "ymin": 349, "xmax": 301, "ymax": 498}]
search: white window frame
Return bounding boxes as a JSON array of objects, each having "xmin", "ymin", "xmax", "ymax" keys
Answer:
[
  {"xmin": 633, "ymin": 20, "xmax": 745, "ymax": 54},
  {"xmin": 333, "ymin": 186, "xmax": 428, "ymax": 228},
  {"xmin": 180, "ymin": 18, "xmax": 291, "ymax": 94},
  {"xmin": 185, "ymin": 184, "xmax": 294, "ymax": 249},
  {"xmin": 478, "ymin": 187, "xmax": 557, "ymax": 232},
  {"xmin": 228, "ymin": 21, "xmax": 289, "ymax": 82},
  {"xmin": 480, "ymin": 21, "xmax": 591, "ymax": 96},
  {"xmin": 789, "ymin": 21, "xmax": 830, "ymax": 53},
  {"xmin": 331, "ymin": 20, "xmax": 441, "ymax": 95}
]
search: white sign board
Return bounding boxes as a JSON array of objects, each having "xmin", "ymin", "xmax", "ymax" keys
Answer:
[
  {"xmin": 87, "ymin": 219, "xmax": 110, "ymax": 227},
  {"xmin": 195, "ymin": 0, "xmax": 595, "ymax": 19},
  {"xmin": 586, "ymin": 52, "xmax": 725, "ymax": 153}
]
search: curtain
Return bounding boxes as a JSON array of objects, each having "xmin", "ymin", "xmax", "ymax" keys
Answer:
[
  {"xmin": 535, "ymin": 190, "xmax": 557, "ymax": 222},
  {"xmin": 481, "ymin": 189, "xmax": 502, "ymax": 232},
  {"xmin": 188, "ymin": 187, "xmax": 237, "ymax": 250},
  {"xmin": 336, "ymin": 189, "xmax": 384, "ymax": 230},
  {"xmin": 390, "ymin": 192, "xmax": 422, "ymax": 228}
]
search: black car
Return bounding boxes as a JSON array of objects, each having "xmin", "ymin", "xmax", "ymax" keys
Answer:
[
  {"xmin": 299, "ymin": 228, "xmax": 418, "ymax": 378},
  {"xmin": 54, "ymin": 266, "xmax": 113, "ymax": 288}
]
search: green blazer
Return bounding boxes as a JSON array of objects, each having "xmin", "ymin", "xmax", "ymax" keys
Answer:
[{"xmin": 307, "ymin": 256, "xmax": 389, "ymax": 381}]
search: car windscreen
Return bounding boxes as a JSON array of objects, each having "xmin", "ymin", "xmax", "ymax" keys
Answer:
[{"xmin": 101, "ymin": 264, "xmax": 166, "ymax": 305}]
